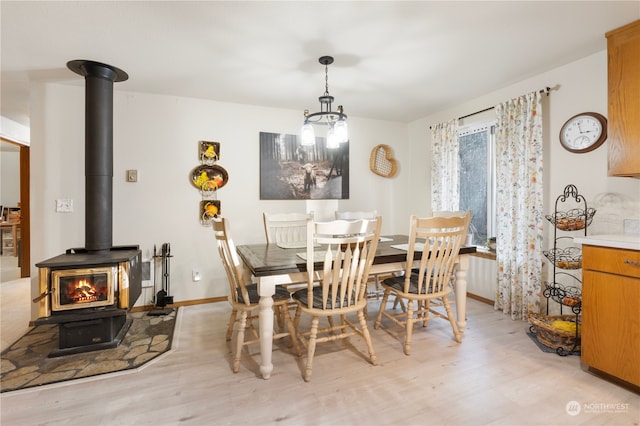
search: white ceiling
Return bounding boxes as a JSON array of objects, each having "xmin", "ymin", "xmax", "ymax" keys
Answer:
[{"xmin": 1, "ymin": 1, "xmax": 638, "ymax": 128}]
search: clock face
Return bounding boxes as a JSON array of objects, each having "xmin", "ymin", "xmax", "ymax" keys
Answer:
[{"xmin": 559, "ymin": 112, "xmax": 607, "ymax": 153}]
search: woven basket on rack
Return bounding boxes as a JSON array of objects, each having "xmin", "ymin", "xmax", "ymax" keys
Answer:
[{"xmin": 528, "ymin": 313, "xmax": 581, "ymax": 352}]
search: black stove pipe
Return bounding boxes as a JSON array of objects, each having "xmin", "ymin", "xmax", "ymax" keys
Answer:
[{"xmin": 67, "ymin": 60, "xmax": 128, "ymax": 253}]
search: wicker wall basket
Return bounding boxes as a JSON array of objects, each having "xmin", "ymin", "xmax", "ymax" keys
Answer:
[
  {"xmin": 528, "ymin": 313, "xmax": 581, "ymax": 353},
  {"xmin": 369, "ymin": 144, "xmax": 398, "ymax": 178}
]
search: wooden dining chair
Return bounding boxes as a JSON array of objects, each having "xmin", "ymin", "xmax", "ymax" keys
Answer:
[
  {"xmin": 334, "ymin": 210, "xmax": 378, "ymax": 220},
  {"xmin": 335, "ymin": 210, "xmax": 383, "ymax": 298},
  {"xmin": 428, "ymin": 210, "xmax": 472, "ymax": 287},
  {"xmin": 292, "ymin": 217, "xmax": 382, "ymax": 382},
  {"xmin": 212, "ymin": 217, "xmax": 300, "ymax": 373},
  {"xmin": 263, "ymin": 211, "xmax": 314, "ymax": 246},
  {"xmin": 374, "ymin": 212, "xmax": 470, "ymax": 355},
  {"xmin": 388, "ymin": 210, "xmax": 472, "ymax": 311}
]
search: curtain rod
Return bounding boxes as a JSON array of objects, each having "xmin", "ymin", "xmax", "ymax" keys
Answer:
[{"xmin": 457, "ymin": 86, "xmax": 553, "ymax": 121}]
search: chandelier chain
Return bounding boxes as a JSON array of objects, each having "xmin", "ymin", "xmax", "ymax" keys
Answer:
[{"xmin": 324, "ymin": 63, "xmax": 329, "ymax": 97}]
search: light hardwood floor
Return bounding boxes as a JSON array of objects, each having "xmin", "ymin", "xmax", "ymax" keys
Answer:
[
  {"xmin": 0, "ymin": 253, "xmax": 21, "ymax": 284},
  {"xmin": 1, "ymin": 273, "xmax": 638, "ymax": 426}
]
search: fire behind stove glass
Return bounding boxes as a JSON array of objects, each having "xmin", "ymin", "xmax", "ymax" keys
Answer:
[
  {"xmin": 52, "ymin": 266, "xmax": 116, "ymax": 311},
  {"xmin": 60, "ymin": 274, "xmax": 108, "ymax": 304}
]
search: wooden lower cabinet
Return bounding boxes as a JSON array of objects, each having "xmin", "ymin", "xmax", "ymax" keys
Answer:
[{"xmin": 581, "ymin": 245, "xmax": 640, "ymax": 387}]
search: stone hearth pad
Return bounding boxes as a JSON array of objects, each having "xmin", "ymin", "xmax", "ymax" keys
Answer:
[{"xmin": 1, "ymin": 309, "xmax": 177, "ymax": 393}]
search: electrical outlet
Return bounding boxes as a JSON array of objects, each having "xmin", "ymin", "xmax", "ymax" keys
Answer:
[
  {"xmin": 55, "ymin": 199, "xmax": 73, "ymax": 213},
  {"xmin": 126, "ymin": 169, "xmax": 138, "ymax": 182},
  {"xmin": 192, "ymin": 269, "xmax": 201, "ymax": 282}
]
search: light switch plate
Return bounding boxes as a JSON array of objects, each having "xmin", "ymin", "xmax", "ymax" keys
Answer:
[{"xmin": 56, "ymin": 199, "xmax": 73, "ymax": 213}]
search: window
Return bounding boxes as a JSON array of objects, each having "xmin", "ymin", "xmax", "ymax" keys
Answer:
[{"xmin": 458, "ymin": 122, "xmax": 496, "ymax": 245}]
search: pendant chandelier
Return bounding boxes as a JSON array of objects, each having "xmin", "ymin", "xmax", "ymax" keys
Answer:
[{"xmin": 301, "ymin": 56, "xmax": 348, "ymax": 148}]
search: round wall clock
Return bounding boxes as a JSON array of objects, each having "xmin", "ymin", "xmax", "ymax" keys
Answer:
[{"xmin": 559, "ymin": 112, "xmax": 607, "ymax": 153}]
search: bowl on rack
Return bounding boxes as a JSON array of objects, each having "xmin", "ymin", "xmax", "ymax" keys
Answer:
[
  {"xmin": 544, "ymin": 282, "xmax": 582, "ymax": 307},
  {"xmin": 545, "ymin": 208, "xmax": 596, "ymax": 231},
  {"xmin": 543, "ymin": 247, "xmax": 582, "ymax": 269}
]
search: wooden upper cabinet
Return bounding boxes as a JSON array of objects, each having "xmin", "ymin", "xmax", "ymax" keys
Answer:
[{"xmin": 606, "ymin": 20, "xmax": 640, "ymax": 177}]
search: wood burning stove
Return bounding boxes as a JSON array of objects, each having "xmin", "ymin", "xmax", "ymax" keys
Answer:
[
  {"xmin": 33, "ymin": 60, "xmax": 142, "ymax": 357},
  {"xmin": 35, "ymin": 247, "xmax": 142, "ymax": 357}
]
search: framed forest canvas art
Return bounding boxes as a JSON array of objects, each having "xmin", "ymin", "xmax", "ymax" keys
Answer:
[{"xmin": 259, "ymin": 132, "xmax": 349, "ymax": 200}]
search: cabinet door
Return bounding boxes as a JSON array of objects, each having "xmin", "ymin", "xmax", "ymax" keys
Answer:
[
  {"xmin": 607, "ymin": 20, "xmax": 640, "ymax": 177},
  {"xmin": 581, "ymin": 270, "xmax": 640, "ymax": 386}
]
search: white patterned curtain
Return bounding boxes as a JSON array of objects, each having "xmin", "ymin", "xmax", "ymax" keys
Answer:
[
  {"xmin": 494, "ymin": 91, "xmax": 544, "ymax": 319},
  {"xmin": 430, "ymin": 119, "xmax": 460, "ymax": 212}
]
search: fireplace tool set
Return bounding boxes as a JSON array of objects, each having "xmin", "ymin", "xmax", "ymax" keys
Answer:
[{"xmin": 149, "ymin": 243, "xmax": 174, "ymax": 316}]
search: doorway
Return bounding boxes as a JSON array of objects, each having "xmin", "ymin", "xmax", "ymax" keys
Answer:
[{"xmin": 1, "ymin": 138, "xmax": 30, "ymax": 280}]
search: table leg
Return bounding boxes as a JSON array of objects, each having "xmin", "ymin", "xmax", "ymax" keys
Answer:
[
  {"xmin": 256, "ymin": 278, "xmax": 276, "ymax": 379},
  {"xmin": 454, "ymin": 254, "xmax": 470, "ymax": 333}
]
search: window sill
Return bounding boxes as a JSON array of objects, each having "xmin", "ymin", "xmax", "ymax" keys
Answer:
[{"xmin": 471, "ymin": 248, "xmax": 496, "ymax": 260}]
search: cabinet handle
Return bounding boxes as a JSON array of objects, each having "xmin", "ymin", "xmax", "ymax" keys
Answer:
[{"xmin": 623, "ymin": 259, "xmax": 640, "ymax": 267}]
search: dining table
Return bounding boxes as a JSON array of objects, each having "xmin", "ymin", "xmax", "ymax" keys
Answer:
[{"xmin": 236, "ymin": 234, "xmax": 477, "ymax": 379}]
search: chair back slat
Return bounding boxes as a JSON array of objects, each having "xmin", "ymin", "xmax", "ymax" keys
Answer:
[
  {"xmin": 263, "ymin": 212, "xmax": 314, "ymax": 244},
  {"xmin": 213, "ymin": 217, "xmax": 251, "ymax": 306},
  {"xmin": 403, "ymin": 213, "xmax": 470, "ymax": 296},
  {"xmin": 305, "ymin": 218, "xmax": 381, "ymax": 310}
]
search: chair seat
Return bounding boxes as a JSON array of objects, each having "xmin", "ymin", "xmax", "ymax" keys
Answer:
[
  {"xmin": 292, "ymin": 286, "xmax": 356, "ymax": 309},
  {"xmin": 382, "ymin": 272, "xmax": 450, "ymax": 295},
  {"xmin": 237, "ymin": 284, "xmax": 292, "ymax": 305}
]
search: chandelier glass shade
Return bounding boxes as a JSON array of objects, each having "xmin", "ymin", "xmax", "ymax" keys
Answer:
[{"xmin": 301, "ymin": 56, "xmax": 348, "ymax": 147}]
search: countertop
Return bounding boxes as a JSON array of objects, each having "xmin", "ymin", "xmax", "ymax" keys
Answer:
[{"xmin": 573, "ymin": 234, "xmax": 640, "ymax": 251}]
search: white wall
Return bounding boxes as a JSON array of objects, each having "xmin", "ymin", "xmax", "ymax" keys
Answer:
[
  {"xmin": 409, "ymin": 50, "xmax": 640, "ymax": 238},
  {"xmin": 408, "ymin": 50, "xmax": 640, "ymax": 301},
  {"xmin": 27, "ymin": 49, "xmax": 640, "ymax": 319},
  {"xmin": 28, "ymin": 82, "xmax": 407, "ymax": 316}
]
